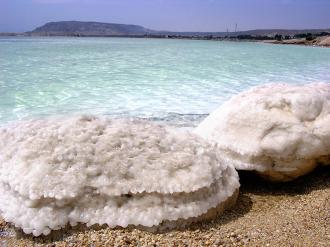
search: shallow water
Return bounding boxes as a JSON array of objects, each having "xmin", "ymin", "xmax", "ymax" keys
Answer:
[{"xmin": 0, "ymin": 37, "xmax": 329, "ymax": 125}]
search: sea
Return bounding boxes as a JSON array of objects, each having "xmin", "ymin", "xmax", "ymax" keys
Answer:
[{"xmin": 0, "ymin": 37, "xmax": 330, "ymax": 126}]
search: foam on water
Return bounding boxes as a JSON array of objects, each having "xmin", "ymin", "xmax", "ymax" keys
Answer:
[{"xmin": 0, "ymin": 37, "xmax": 330, "ymax": 125}]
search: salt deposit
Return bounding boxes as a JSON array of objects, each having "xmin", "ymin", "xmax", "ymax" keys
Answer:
[
  {"xmin": 195, "ymin": 83, "xmax": 330, "ymax": 181},
  {"xmin": 0, "ymin": 115, "xmax": 239, "ymax": 236}
]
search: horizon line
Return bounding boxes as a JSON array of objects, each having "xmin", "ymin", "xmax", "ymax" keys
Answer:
[{"xmin": 1, "ymin": 20, "xmax": 330, "ymax": 34}]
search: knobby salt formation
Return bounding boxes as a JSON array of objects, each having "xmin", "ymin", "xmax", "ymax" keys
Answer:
[
  {"xmin": 0, "ymin": 115, "xmax": 239, "ymax": 236},
  {"xmin": 195, "ymin": 83, "xmax": 330, "ymax": 181}
]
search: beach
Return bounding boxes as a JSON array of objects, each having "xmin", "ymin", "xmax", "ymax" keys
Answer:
[
  {"xmin": 264, "ymin": 36, "xmax": 330, "ymax": 47},
  {"xmin": 1, "ymin": 0, "xmax": 330, "ymax": 245},
  {"xmin": 1, "ymin": 166, "xmax": 328, "ymax": 247},
  {"xmin": 0, "ymin": 37, "xmax": 329, "ymax": 247}
]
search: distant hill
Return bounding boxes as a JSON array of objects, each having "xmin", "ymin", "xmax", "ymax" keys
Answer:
[
  {"xmin": 5, "ymin": 21, "xmax": 329, "ymax": 38},
  {"xmin": 156, "ymin": 29, "xmax": 330, "ymax": 37},
  {"xmin": 29, "ymin": 21, "xmax": 154, "ymax": 36}
]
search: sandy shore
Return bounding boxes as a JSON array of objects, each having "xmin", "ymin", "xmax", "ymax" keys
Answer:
[
  {"xmin": 264, "ymin": 36, "xmax": 330, "ymax": 47},
  {"xmin": 0, "ymin": 166, "xmax": 329, "ymax": 247}
]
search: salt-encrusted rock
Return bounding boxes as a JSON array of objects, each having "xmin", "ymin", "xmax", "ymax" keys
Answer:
[
  {"xmin": 0, "ymin": 115, "xmax": 239, "ymax": 236},
  {"xmin": 195, "ymin": 83, "xmax": 330, "ymax": 181}
]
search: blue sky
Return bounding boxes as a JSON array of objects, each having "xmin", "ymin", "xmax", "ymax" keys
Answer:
[{"xmin": 1, "ymin": 0, "xmax": 329, "ymax": 32}]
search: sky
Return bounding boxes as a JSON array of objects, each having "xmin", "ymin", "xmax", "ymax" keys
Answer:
[{"xmin": 0, "ymin": 0, "xmax": 330, "ymax": 32}]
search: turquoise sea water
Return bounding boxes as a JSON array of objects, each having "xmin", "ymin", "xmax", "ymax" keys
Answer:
[{"xmin": 0, "ymin": 37, "xmax": 330, "ymax": 125}]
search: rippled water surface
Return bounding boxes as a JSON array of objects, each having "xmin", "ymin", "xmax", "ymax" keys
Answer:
[{"xmin": 0, "ymin": 37, "xmax": 330, "ymax": 125}]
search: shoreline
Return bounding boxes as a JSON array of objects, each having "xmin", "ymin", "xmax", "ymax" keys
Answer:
[
  {"xmin": 1, "ymin": 33, "xmax": 329, "ymax": 48},
  {"xmin": 262, "ymin": 36, "xmax": 330, "ymax": 48},
  {"xmin": 1, "ymin": 166, "xmax": 329, "ymax": 246}
]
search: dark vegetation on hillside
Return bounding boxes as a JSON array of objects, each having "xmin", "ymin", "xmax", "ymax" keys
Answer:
[{"xmin": 30, "ymin": 21, "xmax": 152, "ymax": 36}]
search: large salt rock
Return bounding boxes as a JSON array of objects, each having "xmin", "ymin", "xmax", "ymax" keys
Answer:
[
  {"xmin": 195, "ymin": 83, "xmax": 330, "ymax": 181},
  {"xmin": 0, "ymin": 115, "xmax": 239, "ymax": 236}
]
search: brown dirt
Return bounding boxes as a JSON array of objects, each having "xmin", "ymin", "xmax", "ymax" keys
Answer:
[
  {"xmin": 1, "ymin": 166, "xmax": 329, "ymax": 247},
  {"xmin": 316, "ymin": 36, "xmax": 330, "ymax": 46},
  {"xmin": 263, "ymin": 36, "xmax": 330, "ymax": 47}
]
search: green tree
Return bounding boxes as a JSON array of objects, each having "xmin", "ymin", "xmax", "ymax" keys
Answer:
[
  {"xmin": 274, "ymin": 34, "xmax": 282, "ymax": 41},
  {"xmin": 306, "ymin": 33, "xmax": 314, "ymax": 41}
]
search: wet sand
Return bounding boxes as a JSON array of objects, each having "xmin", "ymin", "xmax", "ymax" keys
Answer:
[{"xmin": 1, "ymin": 166, "xmax": 329, "ymax": 247}]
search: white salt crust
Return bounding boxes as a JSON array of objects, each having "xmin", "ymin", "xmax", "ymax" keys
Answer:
[
  {"xmin": 0, "ymin": 115, "xmax": 239, "ymax": 236},
  {"xmin": 195, "ymin": 83, "xmax": 330, "ymax": 181}
]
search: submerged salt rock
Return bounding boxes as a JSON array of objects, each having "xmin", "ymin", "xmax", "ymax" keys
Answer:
[
  {"xmin": 195, "ymin": 83, "xmax": 330, "ymax": 181},
  {"xmin": 0, "ymin": 115, "xmax": 239, "ymax": 236}
]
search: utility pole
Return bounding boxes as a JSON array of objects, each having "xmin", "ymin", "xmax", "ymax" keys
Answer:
[{"xmin": 235, "ymin": 23, "xmax": 237, "ymax": 33}]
